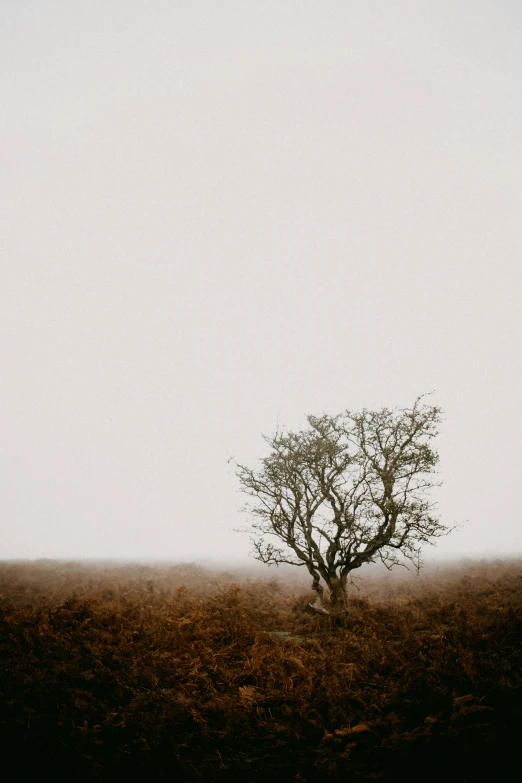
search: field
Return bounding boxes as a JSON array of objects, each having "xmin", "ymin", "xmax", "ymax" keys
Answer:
[{"xmin": 1, "ymin": 559, "xmax": 521, "ymax": 782}]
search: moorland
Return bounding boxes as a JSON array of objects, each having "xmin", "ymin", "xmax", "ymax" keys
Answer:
[{"xmin": 1, "ymin": 558, "xmax": 521, "ymax": 781}]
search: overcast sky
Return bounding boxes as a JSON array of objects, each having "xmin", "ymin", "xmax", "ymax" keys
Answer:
[{"xmin": 1, "ymin": 1, "xmax": 521, "ymax": 563}]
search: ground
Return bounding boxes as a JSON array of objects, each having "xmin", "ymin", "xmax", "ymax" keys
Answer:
[{"xmin": 0, "ymin": 559, "xmax": 521, "ymax": 781}]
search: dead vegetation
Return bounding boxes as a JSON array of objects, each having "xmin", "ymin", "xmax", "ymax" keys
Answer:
[{"xmin": 0, "ymin": 559, "xmax": 521, "ymax": 781}]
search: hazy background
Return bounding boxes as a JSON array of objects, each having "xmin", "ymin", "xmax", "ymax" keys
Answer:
[{"xmin": 1, "ymin": 0, "xmax": 521, "ymax": 563}]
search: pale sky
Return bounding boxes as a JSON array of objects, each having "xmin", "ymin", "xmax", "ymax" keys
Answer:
[{"xmin": 1, "ymin": 1, "xmax": 521, "ymax": 563}]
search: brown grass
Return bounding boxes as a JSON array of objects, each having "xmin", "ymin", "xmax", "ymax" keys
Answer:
[{"xmin": 1, "ymin": 559, "xmax": 521, "ymax": 781}]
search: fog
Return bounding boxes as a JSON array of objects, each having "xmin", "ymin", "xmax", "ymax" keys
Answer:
[{"xmin": 1, "ymin": 1, "xmax": 521, "ymax": 562}]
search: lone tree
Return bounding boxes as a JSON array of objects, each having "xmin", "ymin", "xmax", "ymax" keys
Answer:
[{"xmin": 235, "ymin": 396, "xmax": 449, "ymax": 614}]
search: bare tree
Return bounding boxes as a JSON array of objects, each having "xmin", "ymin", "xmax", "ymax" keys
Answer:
[{"xmin": 235, "ymin": 396, "xmax": 450, "ymax": 614}]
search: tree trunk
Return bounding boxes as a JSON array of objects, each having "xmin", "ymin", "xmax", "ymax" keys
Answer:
[
  {"xmin": 309, "ymin": 571, "xmax": 331, "ymax": 614},
  {"xmin": 327, "ymin": 574, "xmax": 349, "ymax": 613},
  {"xmin": 309, "ymin": 572, "xmax": 349, "ymax": 615}
]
